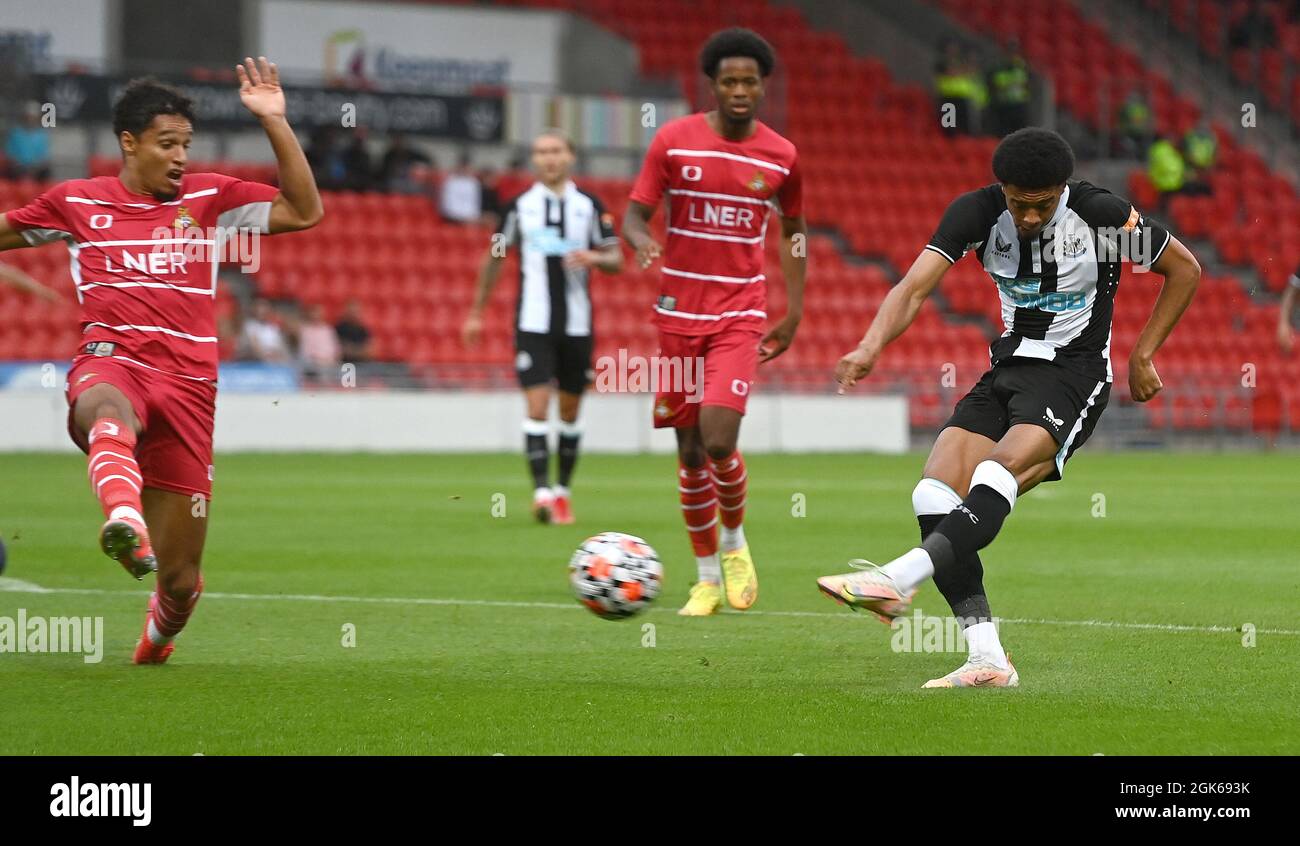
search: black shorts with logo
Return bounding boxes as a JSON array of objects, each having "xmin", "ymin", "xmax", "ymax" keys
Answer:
[
  {"xmin": 943, "ymin": 359, "xmax": 1111, "ymax": 482},
  {"xmin": 515, "ymin": 331, "xmax": 594, "ymax": 394}
]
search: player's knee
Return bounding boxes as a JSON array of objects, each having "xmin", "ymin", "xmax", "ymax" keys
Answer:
[
  {"xmin": 677, "ymin": 432, "xmax": 707, "ymax": 467},
  {"xmin": 679, "ymin": 444, "xmax": 707, "ymax": 468},
  {"xmin": 968, "ymin": 459, "xmax": 1020, "ymax": 508},
  {"xmin": 77, "ymin": 393, "xmax": 131, "ymax": 432},
  {"xmin": 156, "ymin": 562, "xmax": 202, "ymax": 603},
  {"xmin": 703, "ymin": 439, "xmax": 736, "ymax": 462},
  {"xmin": 912, "ymin": 477, "xmax": 963, "ymax": 517},
  {"xmin": 982, "ymin": 445, "xmax": 1036, "ymax": 478}
]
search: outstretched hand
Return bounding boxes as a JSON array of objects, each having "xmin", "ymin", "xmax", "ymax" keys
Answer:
[
  {"xmin": 236, "ymin": 56, "xmax": 286, "ymax": 120},
  {"xmin": 835, "ymin": 345, "xmax": 878, "ymax": 394}
]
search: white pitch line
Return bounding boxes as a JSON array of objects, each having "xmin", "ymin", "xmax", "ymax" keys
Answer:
[{"xmin": 0, "ymin": 578, "xmax": 1295, "ymax": 636}]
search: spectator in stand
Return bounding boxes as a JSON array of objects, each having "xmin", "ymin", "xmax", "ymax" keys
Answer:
[
  {"xmin": 986, "ymin": 42, "xmax": 1031, "ymax": 137},
  {"xmin": 439, "ymin": 150, "xmax": 484, "ymax": 223},
  {"xmin": 379, "ymin": 133, "xmax": 433, "ymax": 194},
  {"xmin": 1229, "ymin": 0, "xmax": 1277, "ymax": 51},
  {"xmin": 307, "ymin": 126, "xmax": 347, "ymax": 190},
  {"xmin": 297, "ymin": 303, "xmax": 342, "ymax": 381},
  {"xmin": 1279, "ymin": 263, "xmax": 1299, "ymax": 354},
  {"xmin": 1181, "ymin": 123, "xmax": 1217, "ymax": 196},
  {"xmin": 933, "ymin": 39, "xmax": 985, "ymax": 136},
  {"xmin": 335, "ymin": 298, "xmax": 373, "ymax": 362},
  {"xmin": 1116, "ymin": 91, "xmax": 1154, "ymax": 159},
  {"xmin": 1147, "ymin": 135, "xmax": 1186, "ymax": 210},
  {"xmin": 241, "ymin": 298, "xmax": 291, "ymax": 363},
  {"xmin": 4, "ymin": 101, "xmax": 51, "ymax": 181},
  {"xmin": 342, "ymin": 128, "xmax": 375, "ymax": 191}
]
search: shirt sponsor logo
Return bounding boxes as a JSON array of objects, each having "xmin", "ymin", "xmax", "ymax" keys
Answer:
[
  {"xmin": 524, "ymin": 226, "xmax": 582, "ymax": 256},
  {"xmin": 686, "ymin": 200, "xmax": 755, "ymax": 229},
  {"xmin": 83, "ymin": 341, "xmax": 116, "ymax": 357},
  {"xmin": 992, "ymin": 275, "xmax": 1087, "ymax": 312}
]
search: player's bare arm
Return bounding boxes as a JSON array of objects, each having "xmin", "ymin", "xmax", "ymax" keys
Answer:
[
  {"xmin": 0, "ymin": 213, "xmax": 30, "ymax": 252},
  {"xmin": 836, "ymin": 248, "xmax": 951, "ymax": 392},
  {"xmin": 1129, "ymin": 235, "xmax": 1200, "ymax": 402},
  {"xmin": 0, "ymin": 261, "xmax": 61, "ymax": 301},
  {"xmin": 1278, "ymin": 283, "xmax": 1296, "ymax": 353},
  {"xmin": 462, "ymin": 247, "xmax": 505, "ymax": 348},
  {"xmin": 759, "ymin": 214, "xmax": 806, "ymax": 363},
  {"xmin": 235, "ymin": 56, "xmax": 323, "ymax": 234},
  {"xmin": 0, "ymin": 217, "xmax": 60, "ymax": 299},
  {"xmin": 563, "ymin": 243, "xmax": 623, "ymax": 274},
  {"xmin": 621, "ymin": 201, "xmax": 662, "ymax": 269}
]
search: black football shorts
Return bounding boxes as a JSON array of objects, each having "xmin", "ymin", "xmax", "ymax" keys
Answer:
[{"xmin": 942, "ymin": 359, "xmax": 1111, "ymax": 482}]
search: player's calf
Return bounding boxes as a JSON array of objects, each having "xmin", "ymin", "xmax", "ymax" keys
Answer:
[
  {"xmin": 134, "ymin": 572, "xmax": 204, "ymax": 665},
  {"xmin": 86, "ymin": 419, "xmax": 155, "ymax": 579}
]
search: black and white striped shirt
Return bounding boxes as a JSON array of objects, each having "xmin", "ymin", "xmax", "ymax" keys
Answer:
[
  {"xmin": 496, "ymin": 180, "xmax": 619, "ymax": 337},
  {"xmin": 927, "ymin": 180, "xmax": 1172, "ymax": 382}
]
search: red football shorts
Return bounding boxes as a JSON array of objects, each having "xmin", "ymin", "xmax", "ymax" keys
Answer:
[
  {"xmin": 66, "ymin": 355, "xmax": 218, "ymax": 498},
  {"xmin": 652, "ymin": 328, "xmax": 761, "ymax": 429}
]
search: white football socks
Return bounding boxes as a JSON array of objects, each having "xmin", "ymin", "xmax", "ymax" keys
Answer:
[
  {"xmin": 719, "ymin": 524, "xmax": 746, "ymax": 553},
  {"xmin": 109, "ymin": 505, "xmax": 144, "ymax": 524},
  {"xmin": 964, "ymin": 620, "xmax": 1008, "ymax": 669},
  {"xmin": 696, "ymin": 554, "xmax": 721, "ymax": 584},
  {"xmin": 881, "ymin": 547, "xmax": 935, "ymax": 595}
]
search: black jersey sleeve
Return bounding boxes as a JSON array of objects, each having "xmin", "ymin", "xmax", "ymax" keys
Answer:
[
  {"xmin": 1068, "ymin": 180, "xmax": 1172, "ymax": 268},
  {"xmin": 587, "ymin": 193, "xmax": 620, "ymax": 249},
  {"xmin": 926, "ymin": 186, "xmax": 1000, "ymax": 264},
  {"xmin": 494, "ymin": 195, "xmax": 521, "ymax": 250}
]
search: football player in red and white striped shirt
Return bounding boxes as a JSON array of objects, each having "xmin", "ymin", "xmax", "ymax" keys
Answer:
[
  {"xmin": 623, "ymin": 29, "xmax": 806, "ymax": 616},
  {"xmin": 0, "ymin": 58, "xmax": 322, "ymax": 663}
]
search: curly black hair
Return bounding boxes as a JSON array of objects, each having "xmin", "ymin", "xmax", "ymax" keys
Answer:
[
  {"xmin": 699, "ymin": 27, "xmax": 775, "ymax": 78},
  {"xmin": 112, "ymin": 78, "xmax": 195, "ymax": 138},
  {"xmin": 991, "ymin": 127, "xmax": 1075, "ymax": 189}
]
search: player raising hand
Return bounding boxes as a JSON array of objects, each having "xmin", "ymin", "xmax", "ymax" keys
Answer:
[{"xmin": 0, "ymin": 59, "xmax": 322, "ymax": 664}]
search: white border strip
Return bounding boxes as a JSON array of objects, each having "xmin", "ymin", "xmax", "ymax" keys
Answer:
[{"xmin": 1, "ymin": 579, "xmax": 1293, "ymax": 636}]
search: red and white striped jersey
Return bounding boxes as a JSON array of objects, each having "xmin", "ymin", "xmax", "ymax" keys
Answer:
[
  {"xmin": 630, "ymin": 112, "xmax": 801, "ymax": 336},
  {"xmin": 5, "ymin": 173, "xmax": 279, "ymax": 381}
]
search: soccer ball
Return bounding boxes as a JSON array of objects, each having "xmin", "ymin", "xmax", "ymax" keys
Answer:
[{"xmin": 569, "ymin": 532, "xmax": 662, "ymax": 620}]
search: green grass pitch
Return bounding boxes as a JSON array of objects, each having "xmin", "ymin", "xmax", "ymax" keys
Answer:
[{"xmin": 0, "ymin": 450, "xmax": 1296, "ymax": 755}]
